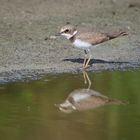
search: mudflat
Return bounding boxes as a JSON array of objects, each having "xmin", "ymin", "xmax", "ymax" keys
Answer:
[{"xmin": 0, "ymin": 0, "xmax": 140, "ymax": 83}]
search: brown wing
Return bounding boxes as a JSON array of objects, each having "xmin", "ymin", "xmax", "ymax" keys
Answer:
[{"xmin": 77, "ymin": 32, "xmax": 109, "ymax": 45}]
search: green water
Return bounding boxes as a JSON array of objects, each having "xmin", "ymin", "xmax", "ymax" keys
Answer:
[{"xmin": 0, "ymin": 69, "xmax": 140, "ymax": 140}]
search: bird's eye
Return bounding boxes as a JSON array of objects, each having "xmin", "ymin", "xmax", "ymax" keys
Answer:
[{"xmin": 65, "ymin": 29, "xmax": 69, "ymax": 33}]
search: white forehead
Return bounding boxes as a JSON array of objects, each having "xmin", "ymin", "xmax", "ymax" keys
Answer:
[{"xmin": 60, "ymin": 28, "xmax": 67, "ymax": 33}]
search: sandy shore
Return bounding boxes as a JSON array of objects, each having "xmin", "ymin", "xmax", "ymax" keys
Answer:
[{"xmin": 0, "ymin": 0, "xmax": 140, "ymax": 83}]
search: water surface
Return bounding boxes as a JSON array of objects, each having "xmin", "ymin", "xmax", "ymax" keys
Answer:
[{"xmin": 0, "ymin": 69, "xmax": 140, "ymax": 140}]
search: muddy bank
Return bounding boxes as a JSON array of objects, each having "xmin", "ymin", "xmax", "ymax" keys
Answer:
[{"xmin": 0, "ymin": 0, "xmax": 140, "ymax": 83}]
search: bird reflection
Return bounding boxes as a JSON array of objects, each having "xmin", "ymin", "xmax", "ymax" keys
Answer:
[{"xmin": 57, "ymin": 71, "xmax": 127, "ymax": 113}]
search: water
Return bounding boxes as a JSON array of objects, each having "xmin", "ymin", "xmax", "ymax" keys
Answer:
[{"xmin": 0, "ymin": 69, "xmax": 140, "ymax": 140}]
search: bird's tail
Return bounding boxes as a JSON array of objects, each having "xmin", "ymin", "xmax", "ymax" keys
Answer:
[
  {"xmin": 107, "ymin": 98, "xmax": 129, "ymax": 105},
  {"xmin": 107, "ymin": 31, "xmax": 128, "ymax": 40}
]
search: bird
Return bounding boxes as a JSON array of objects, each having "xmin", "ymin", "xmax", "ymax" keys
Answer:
[
  {"xmin": 57, "ymin": 88, "xmax": 127, "ymax": 113},
  {"xmin": 55, "ymin": 71, "xmax": 128, "ymax": 113},
  {"xmin": 59, "ymin": 24, "xmax": 128, "ymax": 69}
]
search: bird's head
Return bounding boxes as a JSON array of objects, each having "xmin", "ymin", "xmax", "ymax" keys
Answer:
[{"xmin": 59, "ymin": 24, "xmax": 77, "ymax": 40}]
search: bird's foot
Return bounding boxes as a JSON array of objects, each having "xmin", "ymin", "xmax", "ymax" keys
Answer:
[
  {"xmin": 82, "ymin": 65, "xmax": 90, "ymax": 70},
  {"xmin": 78, "ymin": 65, "xmax": 90, "ymax": 71}
]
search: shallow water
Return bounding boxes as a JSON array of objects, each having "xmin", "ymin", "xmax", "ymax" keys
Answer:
[{"xmin": 0, "ymin": 69, "xmax": 140, "ymax": 140}]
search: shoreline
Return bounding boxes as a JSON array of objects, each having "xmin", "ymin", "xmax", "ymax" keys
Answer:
[{"xmin": 0, "ymin": 62, "xmax": 139, "ymax": 84}]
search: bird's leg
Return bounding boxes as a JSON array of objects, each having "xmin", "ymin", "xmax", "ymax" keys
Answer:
[
  {"xmin": 85, "ymin": 71, "xmax": 91, "ymax": 89},
  {"xmin": 83, "ymin": 50, "xmax": 88, "ymax": 68},
  {"xmin": 85, "ymin": 54, "xmax": 92, "ymax": 68},
  {"xmin": 83, "ymin": 55, "xmax": 87, "ymax": 68},
  {"xmin": 83, "ymin": 50, "xmax": 92, "ymax": 69},
  {"xmin": 82, "ymin": 71, "xmax": 91, "ymax": 89},
  {"xmin": 83, "ymin": 70, "xmax": 87, "ymax": 84}
]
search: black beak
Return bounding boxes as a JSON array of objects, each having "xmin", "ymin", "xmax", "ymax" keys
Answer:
[{"xmin": 55, "ymin": 33, "xmax": 61, "ymax": 36}]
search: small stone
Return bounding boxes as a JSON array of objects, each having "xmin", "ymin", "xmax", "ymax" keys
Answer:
[{"xmin": 49, "ymin": 35, "xmax": 57, "ymax": 39}]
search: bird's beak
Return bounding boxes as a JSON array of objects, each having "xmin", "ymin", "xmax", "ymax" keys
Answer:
[{"xmin": 55, "ymin": 32, "xmax": 61, "ymax": 36}]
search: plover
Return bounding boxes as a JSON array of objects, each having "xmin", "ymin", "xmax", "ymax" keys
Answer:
[{"xmin": 59, "ymin": 24, "xmax": 128, "ymax": 69}]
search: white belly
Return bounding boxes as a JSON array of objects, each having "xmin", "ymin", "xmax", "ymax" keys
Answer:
[{"xmin": 73, "ymin": 39, "xmax": 92, "ymax": 49}]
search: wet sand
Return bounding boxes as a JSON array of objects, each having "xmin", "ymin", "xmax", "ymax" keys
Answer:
[{"xmin": 0, "ymin": 0, "xmax": 140, "ymax": 83}]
